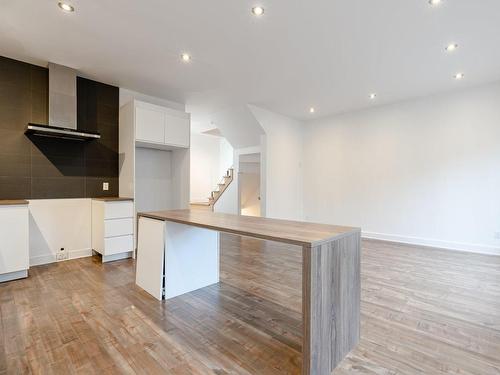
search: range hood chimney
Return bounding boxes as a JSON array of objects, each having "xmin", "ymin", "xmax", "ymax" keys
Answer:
[{"xmin": 25, "ymin": 63, "xmax": 100, "ymax": 141}]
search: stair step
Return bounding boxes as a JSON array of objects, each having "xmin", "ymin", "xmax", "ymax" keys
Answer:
[{"xmin": 190, "ymin": 201, "xmax": 210, "ymax": 206}]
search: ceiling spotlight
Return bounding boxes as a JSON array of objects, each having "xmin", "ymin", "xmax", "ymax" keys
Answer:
[
  {"xmin": 454, "ymin": 72, "xmax": 464, "ymax": 80},
  {"xmin": 428, "ymin": 0, "xmax": 442, "ymax": 6},
  {"xmin": 181, "ymin": 53, "xmax": 191, "ymax": 62},
  {"xmin": 445, "ymin": 43, "xmax": 458, "ymax": 52},
  {"xmin": 58, "ymin": 2, "xmax": 74, "ymax": 12},
  {"xmin": 252, "ymin": 6, "xmax": 265, "ymax": 16},
  {"xmin": 369, "ymin": 93, "xmax": 377, "ymax": 100},
  {"xmin": 309, "ymin": 107, "xmax": 315, "ymax": 114}
]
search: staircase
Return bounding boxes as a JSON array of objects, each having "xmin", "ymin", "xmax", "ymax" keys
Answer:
[{"xmin": 190, "ymin": 168, "xmax": 234, "ymax": 211}]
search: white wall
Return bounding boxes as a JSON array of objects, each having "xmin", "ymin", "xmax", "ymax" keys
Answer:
[
  {"xmin": 214, "ymin": 146, "xmax": 259, "ymax": 215},
  {"xmin": 120, "ymin": 88, "xmax": 185, "ymax": 111},
  {"xmin": 211, "ymin": 105, "xmax": 265, "ymax": 149},
  {"xmin": 29, "ymin": 199, "xmax": 91, "ymax": 266},
  {"xmin": 219, "ymin": 138, "xmax": 234, "ymax": 177},
  {"xmin": 190, "ymin": 134, "xmax": 222, "ymax": 203},
  {"xmin": 190, "ymin": 134, "xmax": 234, "ymax": 203},
  {"xmin": 249, "ymin": 105, "xmax": 304, "ymax": 221},
  {"xmin": 303, "ymin": 82, "xmax": 500, "ymax": 255},
  {"xmin": 135, "ymin": 148, "xmax": 173, "ymax": 212},
  {"xmin": 213, "ymin": 179, "xmax": 238, "ymax": 214}
]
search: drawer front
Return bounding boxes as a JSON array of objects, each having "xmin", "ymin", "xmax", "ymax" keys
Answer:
[
  {"xmin": 104, "ymin": 218, "xmax": 134, "ymax": 237},
  {"xmin": 104, "ymin": 235, "xmax": 133, "ymax": 256},
  {"xmin": 104, "ymin": 201, "xmax": 133, "ymax": 219}
]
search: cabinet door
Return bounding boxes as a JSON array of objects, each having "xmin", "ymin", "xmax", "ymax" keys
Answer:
[
  {"xmin": 164, "ymin": 113, "xmax": 190, "ymax": 147},
  {"xmin": 135, "ymin": 106, "xmax": 165, "ymax": 144},
  {"xmin": 136, "ymin": 217, "xmax": 166, "ymax": 300},
  {"xmin": 0, "ymin": 206, "xmax": 29, "ymax": 274}
]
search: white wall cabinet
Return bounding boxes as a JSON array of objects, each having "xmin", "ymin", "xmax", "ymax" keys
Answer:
[
  {"xmin": 0, "ymin": 202, "xmax": 29, "ymax": 282},
  {"xmin": 119, "ymin": 99, "xmax": 191, "ymax": 244},
  {"xmin": 134, "ymin": 101, "xmax": 190, "ymax": 149},
  {"xmin": 135, "ymin": 106, "xmax": 165, "ymax": 144},
  {"xmin": 165, "ymin": 112, "xmax": 190, "ymax": 147},
  {"xmin": 91, "ymin": 199, "xmax": 134, "ymax": 262}
]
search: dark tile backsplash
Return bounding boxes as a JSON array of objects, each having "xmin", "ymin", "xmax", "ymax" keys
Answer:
[{"xmin": 0, "ymin": 56, "xmax": 119, "ymax": 199}]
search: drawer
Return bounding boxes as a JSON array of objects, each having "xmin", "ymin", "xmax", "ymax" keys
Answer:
[
  {"xmin": 104, "ymin": 218, "xmax": 133, "ymax": 237},
  {"xmin": 104, "ymin": 235, "xmax": 133, "ymax": 256},
  {"xmin": 104, "ymin": 201, "xmax": 133, "ymax": 219}
]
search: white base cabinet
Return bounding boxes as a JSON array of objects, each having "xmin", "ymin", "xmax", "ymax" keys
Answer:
[
  {"xmin": 136, "ymin": 217, "xmax": 219, "ymax": 300},
  {"xmin": 0, "ymin": 202, "xmax": 29, "ymax": 283},
  {"xmin": 91, "ymin": 199, "xmax": 134, "ymax": 262}
]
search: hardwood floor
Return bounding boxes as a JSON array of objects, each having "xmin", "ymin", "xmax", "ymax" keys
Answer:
[{"xmin": 1, "ymin": 235, "xmax": 499, "ymax": 374}]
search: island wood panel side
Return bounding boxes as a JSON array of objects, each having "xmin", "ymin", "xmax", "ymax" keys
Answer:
[{"xmin": 302, "ymin": 231, "xmax": 361, "ymax": 375}]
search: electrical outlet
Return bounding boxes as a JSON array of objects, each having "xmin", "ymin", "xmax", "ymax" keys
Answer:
[
  {"xmin": 56, "ymin": 247, "xmax": 68, "ymax": 261},
  {"xmin": 103, "ymin": 182, "xmax": 109, "ymax": 191},
  {"xmin": 495, "ymin": 231, "xmax": 500, "ymax": 240}
]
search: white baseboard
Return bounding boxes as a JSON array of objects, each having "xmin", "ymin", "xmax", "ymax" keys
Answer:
[
  {"xmin": 30, "ymin": 254, "xmax": 55, "ymax": 266},
  {"xmin": 0, "ymin": 270, "xmax": 28, "ymax": 283},
  {"xmin": 30, "ymin": 248, "xmax": 93, "ymax": 266},
  {"xmin": 362, "ymin": 231, "xmax": 500, "ymax": 256},
  {"xmin": 70, "ymin": 248, "xmax": 93, "ymax": 260}
]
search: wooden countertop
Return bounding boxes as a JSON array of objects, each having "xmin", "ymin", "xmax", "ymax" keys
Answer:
[
  {"xmin": 138, "ymin": 209, "xmax": 360, "ymax": 247},
  {"xmin": 0, "ymin": 200, "xmax": 29, "ymax": 206},
  {"xmin": 92, "ymin": 197, "xmax": 134, "ymax": 202}
]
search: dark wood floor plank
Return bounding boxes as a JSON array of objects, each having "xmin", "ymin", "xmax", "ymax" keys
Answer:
[{"xmin": 0, "ymin": 235, "xmax": 499, "ymax": 374}]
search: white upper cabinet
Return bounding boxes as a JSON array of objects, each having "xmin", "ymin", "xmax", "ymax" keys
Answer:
[
  {"xmin": 165, "ymin": 112, "xmax": 190, "ymax": 148},
  {"xmin": 134, "ymin": 101, "xmax": 190, "ymax": 150},
  {"xmin": 135, "ymin": 106, "xmax": 166, "ymax": 144}
]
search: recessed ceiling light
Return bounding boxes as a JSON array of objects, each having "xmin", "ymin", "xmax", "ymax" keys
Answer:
[
  {"xmin": 309, "ymin": 107, "xmax": 315, "ymax": 114},
  {"xmin": 58, "ymin": 2, "xmax": 74, "ymax": 12},
  {"xmin": 445, "ymin": 43, "xmax": 458, "ymax": 52},
  {"xmin": 454, "ymin": 72, "xmax": 464, "ymax": 80},
  {"xmin": 181, "ymin": 53, "xmax": 191, "ymax": 62},
  {"xmin": 369, "ymin": 93, "xmax": 377, "ymax": 100},
  {"xmin": 428, "ymin": 0, "xmax": 442, "ymax": 6},
  {"xmin": 252, "ymin": 6, "xmax": 265, "ymax": 16}
]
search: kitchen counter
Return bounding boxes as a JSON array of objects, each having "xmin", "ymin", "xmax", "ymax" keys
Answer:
[
  {"xmin": 136, "ymin": 209, "xmax": 361, "ymax": 375},
  {"xmin": 0, "ymin": 200, "xmax": 29, "ymax": 205},
  {"xmin": 139, "ymin": 209, "xmax": 359, "ymax": 247},
  {"xmin": 92, "ymin": 197, "xmax": 134, "ymax": 202}
]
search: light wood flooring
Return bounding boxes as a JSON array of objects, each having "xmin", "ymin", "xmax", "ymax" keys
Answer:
[{"xmin": 1, "ymin": 235, "xmax": 499, "ymax": 374}]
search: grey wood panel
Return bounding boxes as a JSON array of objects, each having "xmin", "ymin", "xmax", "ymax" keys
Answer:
[{"xmin": 302, "ymin": 232, "xmax": 361, "ymax": 374}]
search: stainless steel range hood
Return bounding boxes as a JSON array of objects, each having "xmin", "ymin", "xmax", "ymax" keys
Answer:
[
  {"xmin": 25, "ymin": 123, "xmax": 100, "ymax": 140},
  {"xmin": 25, "ymin": 63, "xmax": 101, "ymax": 141}
]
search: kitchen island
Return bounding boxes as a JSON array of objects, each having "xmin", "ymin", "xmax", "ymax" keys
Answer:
[{"xmin": 135, "ymin": 209, "xmax": 361, "ymax": 375}]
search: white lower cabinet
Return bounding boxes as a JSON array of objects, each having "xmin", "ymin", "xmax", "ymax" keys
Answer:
[
  {"xmin": 0, "ymin": 202, "xmax": 29, "ymax": 283},
  {"xmin": 92, "ymin": 199, "xmax": 134, "ymax": 262}
]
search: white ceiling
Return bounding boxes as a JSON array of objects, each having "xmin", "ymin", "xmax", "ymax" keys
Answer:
[{"xmin": 1, "ymin": 0, "xmax": 500, "ymax": 125}]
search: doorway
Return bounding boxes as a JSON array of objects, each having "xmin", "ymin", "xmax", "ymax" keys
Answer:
[{"xmin": 238, "ymin": 152, "xmax": 261, "ymax": 217}]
